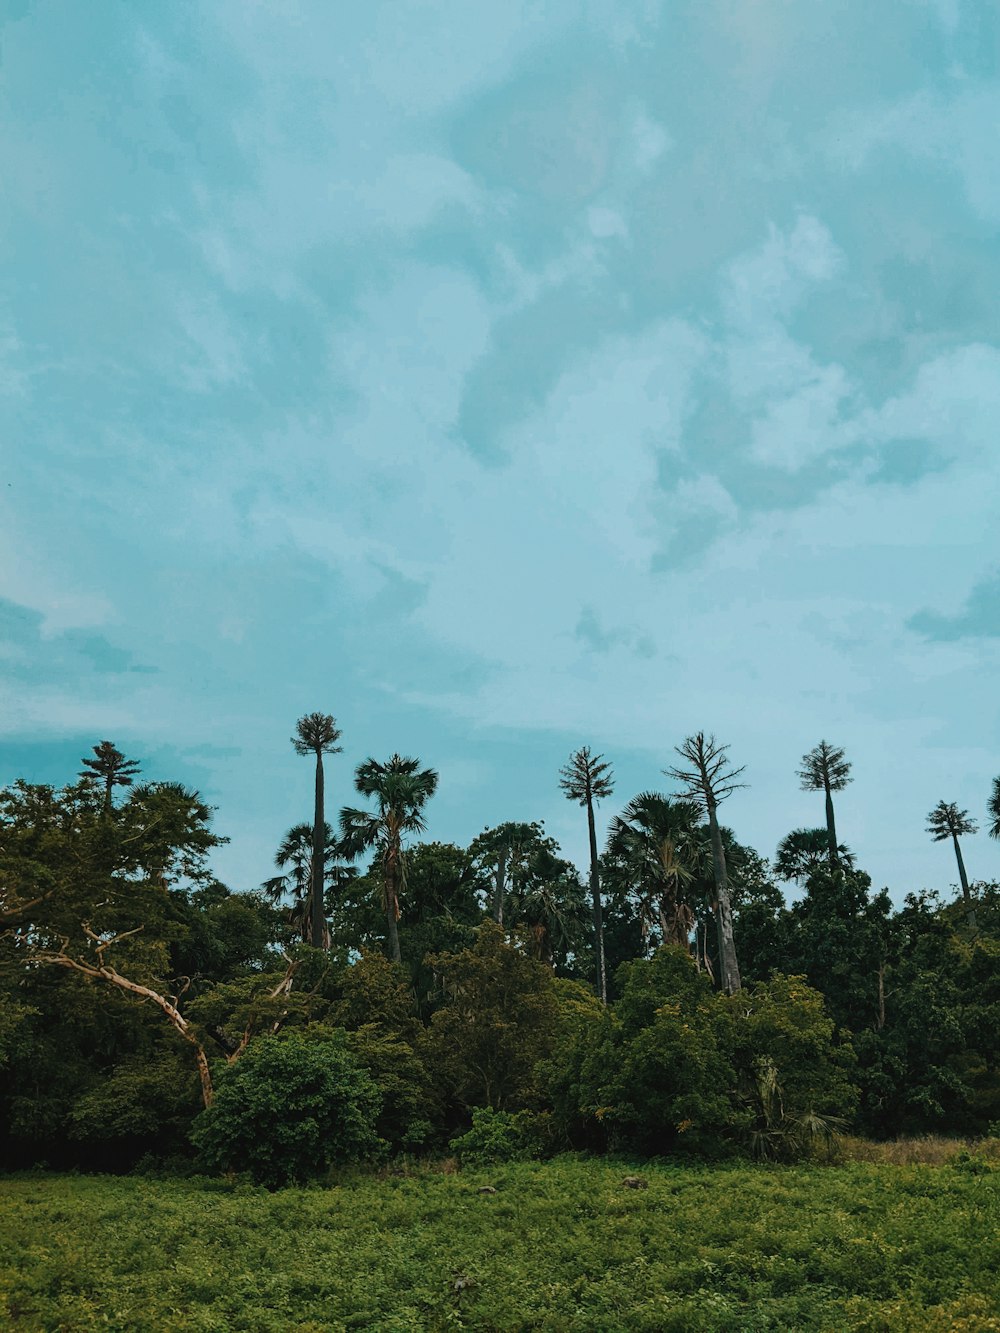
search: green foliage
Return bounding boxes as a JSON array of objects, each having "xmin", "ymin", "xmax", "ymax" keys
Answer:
[
  {"xmin": 190, "ymin": 1032, "xmax": 381, "ymax": 1187},
  {"xmin": 426, "ymin": 921, "xmax": 559, "ymax": 1111},
  {"xmin": 5, "ymin": 1163, "xmax": 1000, "ymax": 1330},
  {"xmin": 582, "ymin": 948, "xmax": 737, "ymax": 1155},
  {"xmin": 450, "ymin": 1107, "xmax": 554, "ymax": 1164}
]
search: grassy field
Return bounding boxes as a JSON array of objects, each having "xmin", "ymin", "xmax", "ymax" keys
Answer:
[{"xmin": 2, "ymin": 1157, "xmax": 1000, "ymax": 1331}]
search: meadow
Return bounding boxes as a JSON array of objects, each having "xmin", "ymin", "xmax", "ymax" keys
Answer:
[{"xmin": 3, "ymin": 1156, "xmax": 1000, "ymax": 1332}]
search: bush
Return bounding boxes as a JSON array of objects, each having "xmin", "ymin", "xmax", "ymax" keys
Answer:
[
  {"xmin": 450, "ymin": 1108, "xmax": 555, "ymax": 1165},
  {"xmin": 190, "ymin": 1031, "xmax": 381, "ymax": 1187}
]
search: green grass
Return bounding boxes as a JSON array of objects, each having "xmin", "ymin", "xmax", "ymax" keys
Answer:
[{"xmin": 2, "ymin": 1158, "xmax": 1000, "ymax": 1331}]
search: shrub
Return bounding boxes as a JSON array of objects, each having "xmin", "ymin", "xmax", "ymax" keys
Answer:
[
  {"xmin": 190, "ymin": 1031, "xmax": 381, "ymax": 1187},
  {"xmin": 450, "ymin": 1108, "xmax": 555, "ymax": 1165}
]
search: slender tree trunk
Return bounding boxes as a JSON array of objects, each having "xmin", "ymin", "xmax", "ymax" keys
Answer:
[
  {"xmin": 386, "ymin": 856, "xmax": 402, "ymax": 964},
  {"xmin": 311, "ymin": 751, "xmax": 326, "ymax": 949},
  {"xmin": 707, "ymin": 800, "xmax": 741, "ymax": 994},
  {"xmin": 877, "ymin": 960, "xmax": 886, "ymax": 1032},
  {"xmin": 586, "ymin": 792, "xmax": 607, "ymax": 1004},
  {"xmin": 493, "ymin": 847, "xmax": 507, "ymax": 926},
  {"xmin": 824, "ymin": 783, "xmax": 838, "ymax": 866},
  {"xmin": 951, "ymin": 833, "xmax": 977, "ymax": 929}
]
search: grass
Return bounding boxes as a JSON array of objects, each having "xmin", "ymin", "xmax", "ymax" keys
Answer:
[{"xmin": 2, "ymin": 1157, "xmax": 1000, "ymax": 1331}]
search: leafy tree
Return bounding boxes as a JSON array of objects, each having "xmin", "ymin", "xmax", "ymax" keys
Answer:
[
  {"xmin": 774, "ymin": 828, "xmax": 856, "ymax": 883},
  {"xmin": 797, "ymin": 741, "xmax": 852, "ymax": 867},
  {"xmin": 989, "ymin": 777, "xmax": 1000, "ymax": 841},
  {"xmin": 426, "ymin": 922, "xmax": 559, "ymax": 1112},
  {"xmin": 78, "ymin": 740, "xmax": 141, "ymax": 811},
  {"xmin": 725, "ymin": 974, "xmax": 857, "ymax": 1161},
  {"xmin": 926, "ymin": 801, "xmax": 979, "ymax": 929},
  {"xmin": 604, "ymin": 793, "xmax": 706, "ymax": 950},
  {"xmin": 667, "ymin": 733, "xmax": 746, "ymax": 994},
  {"xmin": 190, "ymin": 1032, "xmax": 380, "ymax": 1187},
  {"xmin": 579, "ymin": 948, "xmax": 737, "ymax": 1156},
  {"xmin": 559, "ymin": 746, "xmax": 615, "ymax": 1003},
  {"xmin": 339, "ymin": 754, "xmax": 438, "ymax": 963},
  {"xmin": 469, "ymin": 822, "xmax": 588, "ymax": 972},
  {"xmin": 291, "ymin": 712, "xmax": 343, "ymax": 949},
  {"xmin": 469, "ymin": 820, "xmax": 543, "ymax": 926}
]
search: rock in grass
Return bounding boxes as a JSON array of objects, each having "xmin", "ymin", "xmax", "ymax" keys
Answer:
[
  {"xmin": 477, "ymin": 1185, "xmax": 497, "ymax": 1195},
  {"xmin": 622, "ymin": 1176, "xmax": 648, "ymax": 1190}
]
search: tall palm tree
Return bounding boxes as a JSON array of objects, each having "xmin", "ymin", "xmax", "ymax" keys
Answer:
[
  {"xmin": 798, "ymin": 741, "xmax": 852, "ymax": 867},
  {"xmin": 291, "ymin": 713, "xmax": 343, "ymax": 951},
  {"xmin": 774, "ymin": 828, "xmax": 856, "ymax": 883},
  {"xmin": 926, "ymin": 801, "xmax": 978, "ymax": 929},
  {"xmin": 559, "ymin": 746, "xmax": 614, "ymax": 1003},
  {"xmin": 79, "ymin": 741, "xmax": 141, "ymax": 811},
  {"xmin": 605, "ymin": 793, "xmax": 706, "ymax": 949},
  {"xmin": 666, "ymin": 733, "xmax": 746, "ymax": 994},
  {"xmin": 988, "ymin": 777, "xmax": 1000, "ymax": 842},
  {"xmin": 339, "ymin": 754, "xmax": 438, "ymax": 963}
]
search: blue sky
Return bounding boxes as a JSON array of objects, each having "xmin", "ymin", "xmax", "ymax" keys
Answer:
[{"xmin": 2, "ymin": 0, "xmax": 999, "ymax": 904}]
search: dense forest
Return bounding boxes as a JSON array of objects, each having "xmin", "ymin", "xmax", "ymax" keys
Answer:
[{"xmin": 3, "ymin": 715, "xmax": 999, "ymax": 1187}]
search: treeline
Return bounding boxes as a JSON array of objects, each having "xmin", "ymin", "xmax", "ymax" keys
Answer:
[{"xmin": 1, "ymin": 719, "xmax": 999, "ymax": 1185}]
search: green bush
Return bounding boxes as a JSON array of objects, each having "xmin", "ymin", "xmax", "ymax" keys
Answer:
[
  {"xmin": 190, "ymin": 1031, "xmax": 381, "ymax": 1187},
  {"xmin": 450, "ymin": 1107, "xmax": 555, "ymax": 1164}
]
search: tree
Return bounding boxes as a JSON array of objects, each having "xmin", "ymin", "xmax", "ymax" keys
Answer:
[
  {"xmin": 190, "ymin": 1032, "xmax": 380, "ymax": 1187},
  {"xmin": 426, "ymin": 921, "xmax": 558, "ymax": 1112},
  {"xmin": 797, "ymin": 741, "xmax": 852, "ymax": 867},
  {"xmin": 469, "ymin": 821, "xmax": 541, "ymax": 926},
  {"xmin": 559, "ymin": 746, "xmax": 615, "ymax": 1004},
  {"xmin": 262, "ymin": 822, "xmax": 355, "ymax": 946},
  {"xmin": 339, "ymin": 755, "xmax": 438, "ymax": 964},
  {"xmin": 667, "ymin": 733, "xmax": 745, "ymax": 994},
  {"xmin": 926, "ymin": 801, "xmax": 978, "ymax": 929},
  {"xmin": 988, "ymin": 777, "xmax": 1000, "ymax": 841},
  {"xmin": 604, "ymin": 793, "xmax": 706, "ymax": 951},
  {"xmin": 774, "ymin": 828, "xmax": 856, "ymax": 883},
  {"xmin": 79, "ymin": 741, "xmax": 141, "ymax": 811},
  {"xmin": 291, "ymin": 713, "xmax": 343, "ymax": 950}
]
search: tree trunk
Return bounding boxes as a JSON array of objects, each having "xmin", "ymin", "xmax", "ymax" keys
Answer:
[
  {"xmin": 952, "ymin": 833, "xmax": 977, "ymax": 929},
  {"xmin": 386, "ymin": 858, "xmax": 402, "ymax": 964},
  {"xmin": 707, "ymin": 800, "xmax": 741, "ymax": 994},
  {"xmin": 824, "ymin": 783, "xmax": 838, "ymax": 866},
  {"xmin": 311, "ymin": 751, "xmax": 326, "ymax": 949},
  {"xmin": 493, "ymin": 847, "xmax": 507, "ymax": 926},
  {"xmin": 877, "ymin": 960, "xmax": 886, "ymax": 1032},
  {"xmin": 586, "ymin": 792, "xmax": 607, "ymax": 1004}
]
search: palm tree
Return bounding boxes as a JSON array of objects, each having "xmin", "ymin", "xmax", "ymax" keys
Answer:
[
  {"xmin": 291, "ymin": 713, "xmax": 343, "ymax": 951},
  {"xmin": 989, "ymin": 777, "xmax": 1000, "ymax": 841},
  {"xmin": 559, "ymin": 746, "xmax": 615, "ymax": 1003},
  {"xmin": 926, "ymin": 800, "xmax": 978, "ymax": 929},
  {"xmin": 339, "ymin": 754, "xmax": 438, "ymax": 963},
  {"xmin": 79, "ymin": 741, "xmax": 141, "ymax": 811},
  {"xmin": 605, "ymin": 793, "xmax": 706, "ymax": 949},
  {"xmin": 666, "ymin": 733, "xmax": 746, "ymax": 994},
  {"xmin": 774, "ymin": 828, "xmax": 856, "ymax": 883},
  {"xmin": 797, "ymin": 741, "xmax": 852, "ymax": 867}
]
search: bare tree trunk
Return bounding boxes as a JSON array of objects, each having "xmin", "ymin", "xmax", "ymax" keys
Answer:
[
  {"xmin": 32, "ymin": 942, "xmax": 215, "ymax": 1107},
  {"xmin": 493, "ymin": 847, "xmax": 507, "ymax": 926},
  {"xmin": 310, "ymin": 751, "xmax": 326, "ymax": 949},
  {"xmin": 824, "ymin": 784, "xmax": 839, "ymax": 866},
  {"xmin": 952, "ymin": 833, "xmax": 977, "ymax": 929},
  {"xmin": 707, "ymin": 800, "xmax": 741, "ymax": 994},
  {"xmin": 586, "ymin": 793, "xmax": 607, "ymax": 1004}
]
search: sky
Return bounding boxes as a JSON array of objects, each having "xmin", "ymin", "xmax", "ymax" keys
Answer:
[{"xmin": 2, "ymin": 0, "xmax": 999, "ymax": 904}]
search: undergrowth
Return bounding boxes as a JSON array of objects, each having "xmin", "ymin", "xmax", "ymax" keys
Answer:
[{"xmin": 2, "ymin": 1157, "xmax": 999, "ymax": 1330}]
